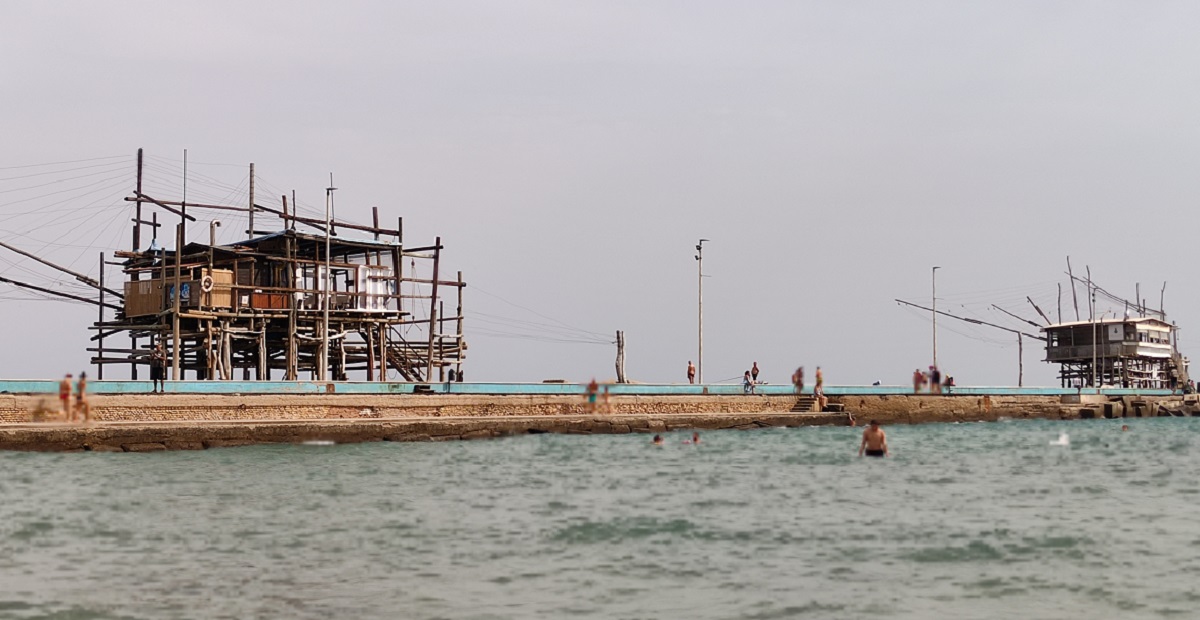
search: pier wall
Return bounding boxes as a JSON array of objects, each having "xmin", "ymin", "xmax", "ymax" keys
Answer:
[{"xmin": 0, "ymin": 383, "xmax": 1183, "ymax": 452}]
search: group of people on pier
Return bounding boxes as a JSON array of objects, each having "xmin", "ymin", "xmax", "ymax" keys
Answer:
[
  {"xmin": 57, "ymin": 373, "xmax": 91, "ymax": 423},
  {"xmin": 912, "ymin": 366, "xmax": 954, "ymax": 394}
]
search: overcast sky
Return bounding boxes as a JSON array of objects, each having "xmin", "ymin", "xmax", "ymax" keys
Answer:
[{"xmin": 1, "ymin": 1, "xmax": 1198, "ymax": 386}]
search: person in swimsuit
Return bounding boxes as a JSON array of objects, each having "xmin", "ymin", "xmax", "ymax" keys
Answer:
[
  {"xmin": 58, "ymin": 374, "xmax": 73, "ymax": 421},
  {"xmin": 585, "ymin": 379, "xmax": 599, "ymax": 413},
  {"xmin": 652, "ymin": 434, "xmax": 664, "ymax": 446},
  {"xmin": 792, "ymin": 366, "xmax": 804, "ymax": 394},
  {"xmin": 75, "ymin": 372, "xmax": 91, "ymax": 423},
  {"xmin": 687, "ymin": 361, "xmax": 696, "ymax": 384},
  {"xmin": 859, "ymin": 420, "xmax": 888, "ymax": 457},
  {"xmin": 751, "ymin": 362, "xmax": 759, "ymax": 382}
]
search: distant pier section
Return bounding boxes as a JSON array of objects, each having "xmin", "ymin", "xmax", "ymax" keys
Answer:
[{"xmin": 0, "ymin": 380, "xmax": 1191, "ymax": 452}]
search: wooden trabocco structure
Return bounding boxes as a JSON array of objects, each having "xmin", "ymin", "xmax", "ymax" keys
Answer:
[
  {"xmin": 1044, "ymin": 317, "xmax": 1187, "ymax": 389},
  {"xmin": 90, "ymin": 149, "xmax": 466, "ymax": 382}
]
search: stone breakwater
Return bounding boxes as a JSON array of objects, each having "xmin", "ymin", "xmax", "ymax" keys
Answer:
[{"xmin": 0, "ymin": 391, "xmax": 1183, "ymax": 452}]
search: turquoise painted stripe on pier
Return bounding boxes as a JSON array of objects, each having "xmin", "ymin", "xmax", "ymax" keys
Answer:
[{"xmin": 0, "ymin": 380, "xmax": 1175, "ymax": 398}]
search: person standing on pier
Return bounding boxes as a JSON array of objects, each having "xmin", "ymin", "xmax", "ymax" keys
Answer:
[
  {"xmin": 75, "ymin": 372, "xmax": 91, "ymax": 423},
  {"xmin": 930, "ymin": 366, "xmax": 942, "ymax": 395},
  {"xmin": 743, "ymin": 371, "xmax": 755, "ymax": 395},
  {"xmin": 912, "ymin": 369, "xmax": 925, "ymax": 394},
  {"xmin": 58, "ymin": 374, "xmax": 73, "ymax": 421},
  {"xmin": 150, "ymin": 343, "xmax": 167, "ymax": 394},
  {"xmin": 815, "ymin": 367, "xmax": 826, "ymax": 411},
  {"xmin": 751, "ymin": 362, "xmax": 760, "ymax": 383},
  {"xmin": 792, "ymin": 366, "xmax": 804, "ymax": 394},
  {"xmin": 687, "ymin": 361, "xmax": 696, "ymax": 384},
  {"xmin": 585, "ymin": 378, "xmax": 599, "ymax": 413}
]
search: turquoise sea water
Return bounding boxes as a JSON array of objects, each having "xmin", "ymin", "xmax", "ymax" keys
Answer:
[{"xmin": 1, "ymin": 418, "xmax": 1197, "ymax": 619}]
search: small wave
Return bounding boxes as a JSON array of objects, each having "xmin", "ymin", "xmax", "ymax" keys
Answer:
[
  {"xmin": 549, "ymin": 516, "xmax": 697, "ymax": 544},
  {"xmin": 902, "ymin": 540, "xmax": 1003, "ymax": 563},
  {"xmin": 302, "ymin": 440, "xmax": 336, "ymax": 446}
]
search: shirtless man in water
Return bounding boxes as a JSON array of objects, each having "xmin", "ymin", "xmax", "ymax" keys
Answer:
[{"xmin": 859, "ymin": 420, "xmax": 888, "ymax": 457}]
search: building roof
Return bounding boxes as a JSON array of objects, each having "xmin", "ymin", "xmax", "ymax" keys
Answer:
[
  {"xmin": 231, "ymin": 230, "xmax": 401, "ymax": 250},
  {"xmin": 1043, "ymin": 316, "xmax": 1174, "ymax": 331}
]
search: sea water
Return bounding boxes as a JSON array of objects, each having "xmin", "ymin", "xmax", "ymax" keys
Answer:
[{"xmin": 0, "ymin": 418, "xmax": 1197, "ymax": 619}]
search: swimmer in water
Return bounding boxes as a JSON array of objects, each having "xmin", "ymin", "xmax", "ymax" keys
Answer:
[
  {"xmin": 858, "ymin": 420, "xmax": 888, "ymax": 457},
  {"xmin": 1122, "ymin": 424, "xmax": 1129, "ymax": 432},
  {"xmin": 652, "ymin": 434, "xmax": 664, "ymax": 445},
  {"xmin": 683, "ymin": 432, "xmax": 701, "ymax": 444}
]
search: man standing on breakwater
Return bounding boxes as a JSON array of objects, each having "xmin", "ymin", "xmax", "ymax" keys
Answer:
[
  {"xmin": 150, "ymin": 343, "xmax": 167, "ymax": 393},
  {"xmin": 815, "ymin": 367, "xmax": 826, "ymax": 410},
  {"xmin": 912, "ymin": 369, "xmax": 925, "ymax": 394},
  {"xmin": 751, "ymin": 362, "xmax": 760, "ymax": 383},
  {"xmin": 75, "ymin": 372, "xmax": 91, "ymax": 423},
  {"xmin": 687, "ymin": 361, "xmax": 696, "ymax": 384},
  {"xmin": 792, "ymin": 366, "xmax": 804, "ymax": 394},
  {"xmin": 859, "ymin": 420, "xmax": 888, "ymax": 457}
]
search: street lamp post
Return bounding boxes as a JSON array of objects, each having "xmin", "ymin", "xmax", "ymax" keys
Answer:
[
  {"xmin": 695, "ymin": 239, "xmax": 708, "ymax": 384},
  {"xmin": 932, "ymin": 266, "xmax": 941, "ymax": 370},
  {"xmin": 321, "ymin": 177, "xmax": 336, "ymax": 381}
]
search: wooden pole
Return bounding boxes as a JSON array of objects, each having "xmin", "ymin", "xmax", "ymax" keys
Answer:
[
  {"xmin": 456, "ymin": 270, "xmax": 464, "ymax": 379},
  {"xmin": 426, "ymin": 306, "xmax": 437, "ymax": 381},
  {"xmin": 98, "ymin": 252, "xmax": 105, "ymax": 380},
  {"xmin": 366, "ymin": 323, "xmax": 375, "ymax": 381},
  {"xmin": 181, "ymin": 149, "xmax": 188, "ymax": 241},
  {"xmin": 134, "ymin": 148, "xmax": 143, "ymax": 255},
  {"xmin": 1018, "ymin": 333, "xmax": 1023, "ymax": 387},
  {"xmin": 427, "ymin": 236, "xmax": 441, "ymax": 381},
  {"xmin": 1067, "ymin": 256, "xmax": 1080, "ymax": 321},
  {"xmin": 615, "ymin": 330, "xmax": 626, "ymax": 383},
  {"xmin": 131, "ymin": 150, "xmax": 142, "ymax": 380},
  {"xmin": 1057, "ymin": 283, "xmax": 1062, "ymax": 324},
  {"xmin": 378, "ymin": 322, "xmax": 387, "ymax": 381},
  {"xmin": 0, "ymin": 241, "xmax": 122, "ymax": 299},
  {"xmin": 258, "ymin": 319, "xmax": 267, "ymax": 380},
  {"xmin": 248, "ymin": 163, "xmax": 255, "ymax": 238},
  {"xmin": 438, "ymin": 300, "xmax": 445, "ymax": 381},
  {"xmin": 1026, "ymin": 296, "xmax": 1051, "ymax": 325},
  {"xmin": 171, "ymin": 223, "xmax": 183, "ymax": 381},
  {"xmin": 206, "ymin": 321, "xmax": 215, "ymax": 380}
]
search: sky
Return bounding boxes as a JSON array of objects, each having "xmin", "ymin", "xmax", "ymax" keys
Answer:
[{"xmin": 1, "ymin": 1, "xmax": 1198, "ymax": 386}]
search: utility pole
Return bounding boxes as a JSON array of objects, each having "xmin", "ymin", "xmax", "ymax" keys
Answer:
[
  {"xmin": 932, "ymin": 266, "xmax": 941, "ymax": 370},
  {"xmin": 321, "ymin": 175, "xmax": 336, "ymax": 381},
  {"xmin": 1088, "ymin": 266, "xmax": 1097, "ymax": 389},
  {"xmin": 697, "ymin": 241, "xmax": 703, "ymax": 384}
]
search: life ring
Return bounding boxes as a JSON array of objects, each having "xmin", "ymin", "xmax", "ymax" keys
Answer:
[{"xmin": 200, "ymin": 275, "xmax": 214, "ymax": 292}]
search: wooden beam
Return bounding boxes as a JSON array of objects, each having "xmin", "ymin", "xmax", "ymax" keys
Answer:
[{"xmin": 132, "ymin": 192, "xmax": 198, "ymax": 221}]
